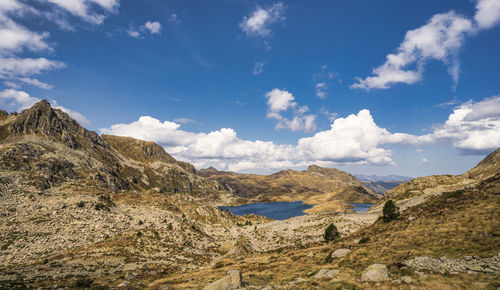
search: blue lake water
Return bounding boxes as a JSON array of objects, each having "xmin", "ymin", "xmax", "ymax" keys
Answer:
[
  {"xmin": 349, "ymin": 203, "xmax": 374, "ymax": 213},
  {"xmin": 219, "ymin": 201, "xmax": 314, "ymax": 220}
]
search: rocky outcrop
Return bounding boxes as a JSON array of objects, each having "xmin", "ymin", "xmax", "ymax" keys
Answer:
[
  {"xmin": 330, "ymin": 248, "xmax": 351, "ymax": 259},
  {"xmin": 203, "ymin": 270, "xmax": 242, "ymax": 290},
  {"xmin": 360, "ymin": 264, "xmax": 389, "ymax": 282},
  {"xmin": 405, "ymin": 254, "xmax": 500, "ymax": 274}
]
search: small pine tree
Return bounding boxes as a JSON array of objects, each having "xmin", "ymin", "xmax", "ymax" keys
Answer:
[
  {"xmin": 324, "ymin": 223, "xmax": 340, "ymax": 242},
  {"xmin": 383, "ymin": 200, "xmax": 400, "ymax": 222}
]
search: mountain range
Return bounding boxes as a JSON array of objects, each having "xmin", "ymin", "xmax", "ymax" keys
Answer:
[{"xmin": 0, "ymin": 100, "xmax": 498, "ymax": 289}]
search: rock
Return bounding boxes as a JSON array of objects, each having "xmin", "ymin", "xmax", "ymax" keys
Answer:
[
  {"xmin": 360, "ymin": 264, "xmax": 389, "ymax": 282},
  {"xmin": 330, "ymin": 248, "xmax": 351, "ymax": 258},
  {"xmin": 118, "ymin": 281, "xmax": 129, "ymax": 287},
  {"xmin": 203, "ymin": 270, "xmax": 242, "ymax": 290},
  {"xmin": 314, "ymin": 269, "xmax": 339, "ymax": 279},
  {"xmin": 391, "ymin": 279, "xmax": 401, "ymax": 284},
  {"xmin": 401, "ymin": 276, "xmax": 412, "ymax": 284}
]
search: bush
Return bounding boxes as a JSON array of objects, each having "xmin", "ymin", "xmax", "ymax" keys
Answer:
[
  {"xmin": 74, "ymin": 278, "xmax": 93, "ymax": 288},
  {"xmin": 77, "ymin": 201, "xmax": 85, "ymax": 208},
  {"xmin": 358, "ymin": 237, "xmax": 370, "ymax": 244},
  {"xmin": 324, "ymin": 223, "xmax": 340, "ymax": 242},
  {"xmin": 383, "ymin": 200, "xmax": 400, "ymax": 222}
]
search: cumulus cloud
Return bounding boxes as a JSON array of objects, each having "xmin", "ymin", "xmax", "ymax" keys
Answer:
[
  {"xmin": 420, "ymin": 96, "xmax": 500, "ymax": 154},
  {"xmin": 127, "ymin": 21, "xmax": 162, "ymax": 38},
  {"xmin": 351, "ymin": 0, "xmax": 500, "ymax": 91},
  {"xmin": 101, "ymin": 108, "xmax": 419, "ymax": 171},
  {"xmin": 474, "ymin": 0, "xmax": 500, "ymax": 29},
  {"xmin": 240, "ymin": 2, "xmax": 285, "ymax": 37},
  {"xmin": 100, "ymin": 94, "xmax": 500, "ymax": 172},
  {"xmin": 265, "ymin": 89, "xmax": 317, "ymax": 132},
  {"xmin": 144, "ymin": 21, "xmax": 161, "ymax": 34},
  {"xmin": 0, "ymin": 89, "xmax": 91, "ymax": 125}
]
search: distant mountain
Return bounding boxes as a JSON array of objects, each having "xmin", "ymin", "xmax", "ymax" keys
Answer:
[
  {"xmin": 198, "ymin": 165, "xmax": 380, "ymax": 212},
  {"xmin": 355, "ymin": 174, "xmax": 413, "ymax": 182},
  {"xmin": 362, "ymin": 180, "xmax": 407, "ymax": 194}
]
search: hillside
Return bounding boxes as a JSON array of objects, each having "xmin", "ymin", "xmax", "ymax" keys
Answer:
[{"xmin": 198, "ymin": 165, "xmax": 380, "ymax": 213}]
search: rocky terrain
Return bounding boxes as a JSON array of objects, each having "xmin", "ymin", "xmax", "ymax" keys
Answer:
[
  {"xmin": 198, "ymin": 165, "xmax": 379, "ymax": 213},
  {"xmin": 0, "ymin": 101, "xmax": 498, "ymax": 289}
]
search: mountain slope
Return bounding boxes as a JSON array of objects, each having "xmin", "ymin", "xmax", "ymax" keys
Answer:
[{"xmin": 198, "ymin": 165, "xmax": 379, "ymax": 212}]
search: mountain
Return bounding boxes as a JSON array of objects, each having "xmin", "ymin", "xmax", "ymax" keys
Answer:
[
  {"xmin": 0, "ymin": 100, "xmax": 224, "ymax": 196},
  {"xmin": 355, "ymin": 174, "xmax": 413, "ymax": 182},
  {"xmin": 198, "ymin": 164, "xmax": 379, "ymax": 213},
  {"xmin": 362, "ymin": 180, "xmax": 408, "ymax": 194}
]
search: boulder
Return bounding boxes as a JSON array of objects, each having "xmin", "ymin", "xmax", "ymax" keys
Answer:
[
  {"xmin": 203, "ymin": 270, "xmax": 242, "ymax": 290},
  {"xmin": 401, "ymin": 276, "xmax": 412, "ymax": 284},
  {"xmin": 361, "ymin": 264, "xmax": 389, "ymax": 282},
  {"xmin": 331, "ymin": 248, "xmax": 351, "ymax": 259},
  {"xmin": 314, "ymin": 269, "xmax": 339, "ymax": 279}
]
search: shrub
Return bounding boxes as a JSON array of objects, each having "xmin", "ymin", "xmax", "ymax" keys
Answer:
[
  {"xmin": 324, "ymin": 223, "xmax": 340, "ymax": 242},
  {"xmin": 77, "ymin": 201, "xmax": 85, "ymax": 208},
  {"xmin": 94, "ymin": 203, "xmax": 110, "ymax": 211},
  {"xmin": 383, "ymin": 200, "xmax": 400, "ymax": 222},
  {"xmin": 74, "ymin": 278, "xmax": 93, "ymax": 288},
  {"xmin": 358, "ymin": 237, "xmax": 370, "ymax": 244}
]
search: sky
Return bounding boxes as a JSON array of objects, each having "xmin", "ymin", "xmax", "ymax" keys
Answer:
[{"xmin": 1, "ymin": 0, "xmax": 500, "ymax": 177}]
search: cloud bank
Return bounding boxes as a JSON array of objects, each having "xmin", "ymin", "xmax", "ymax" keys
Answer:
[{"xmin": 100, "ymin": 95, "xmax": 500, "ymax": 172}]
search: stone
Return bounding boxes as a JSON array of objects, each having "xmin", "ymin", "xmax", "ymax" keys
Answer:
[
  {"xmin": 361, "ymin": 264, "xmax": 389, "ymax": 282},
  {"xmin": 330, "ymin": 248, "xmax": 351, "ymax": 259},
  {"xmin": 314, "ymin": 269, "xmax": 339, "ymax": 279},
  {"xmin": 203, "ymin": 270, "xmax": 242, "ymax": 290},
  {"xmin": 118, "ymin": 281, "xmax": 129, "ymax": 287},
  {"xmin": 401, "ymin": 276, "xmax": 412, "ymax": 284}
]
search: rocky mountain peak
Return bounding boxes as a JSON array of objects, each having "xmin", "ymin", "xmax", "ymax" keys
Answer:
[{"xmin": 7, "ymin": 100, "xmax": 108, "ymax": 150}]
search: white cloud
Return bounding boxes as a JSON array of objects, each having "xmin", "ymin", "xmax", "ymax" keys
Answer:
[
  {"xmin": 18, "ymin": 77, "xmax": 53, "ymax": 89},
  {"xmin": 474, "ymin": 0, "xmax": 500, "ymax": 29},
  {"xmin": 351, "ymin": 0, "xmax": 500, "ymax": 91},
  {"xmin": 351, "ymin": 11, "xmax": 473, "ymax": 90},
  {"xmin": 0, "ymin": 88, "xmax": 39, "ymax": 110},
  {"xmin": 0, "ymin": 0, "xmax": 116, "ymax": 88},
  {"xmin": 265, "ymin": 89, "xmax": 317, "ymax": 132},
  {"xmin": 0, "ymin": 57, "xmax": 65, "ymax": 78},
  {"xmin": 421, "ymin": 158, "xmax": 433, "ymax": 164},
  {"xmin": 0, "ymin": 89, "xmax": 90, "ymax": 125},
  {"xmin": 174, "ymin": 117, "xmax": 196, "ymax": 124},
  {"xmin": 253, "ymin": 61, "xmax": 264, "ymax": 75},
  {"xmin": 420, "ymin": 96, "xmax": 500, "ymax": 154},
  {"xmin": 127, "ymin": 21, "xmax": 162, "ymax": 38},
  {"xmin": 240, "ymin": 2, "xmax": 285, "ymax": 37},
  {"xmin": 144, "ymin": 21, "xmax": 161, "ymax": 34},
  {"xmin": 44, "ymin": 0, "xmax": 119, "ymax": 24},
  {"xmin": 313, "ymin": 65, "xmax": 337, "ymax": 99},
  {"xmin": 101, "ymin": 94, "xmax": 500, "ymax": 172}
]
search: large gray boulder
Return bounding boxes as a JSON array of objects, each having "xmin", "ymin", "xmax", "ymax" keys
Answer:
[
  {"xmin": 360, "ymin": 264, "xmax": 389, "ymax": 282},
  {"xmin": 203, "ymin": 270, "xmax": 242, "ymax": 290}
]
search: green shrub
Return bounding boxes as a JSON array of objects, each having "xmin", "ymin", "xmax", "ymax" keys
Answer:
[
  {"xmin": 324, "ymin": 223, "xmax": 340, "ymax": 242},
  {"xmin": 358, "ymin": 237, "xmax": 370, "ymax": 244},
  {"xmin": 74, "ymin": 278, "xmax": 93, "ymax": 288},
  {"xmin": 383, "ymin": 200, "xmax": 399, "ymax": 222},
  {"xmin": 77, "ymin": 201, "xmax": 85, "ymax": 208}
]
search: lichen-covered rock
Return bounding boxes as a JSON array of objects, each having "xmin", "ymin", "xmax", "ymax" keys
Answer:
[
  {"xmin": 361, "ymin": 264, "xmax": 389, "ymax": 282},
  {"xmin": 330, "ymin": 248, "xmax": 351, "ymax": 258},
  {"xmin": 203, "ymin": 270, "xmax": 242, "ymax": 290}
]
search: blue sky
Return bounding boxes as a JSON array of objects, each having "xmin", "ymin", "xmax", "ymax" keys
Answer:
[{"xmin": 1, "ymin": 0, "xmax": 500, "ymax": 177}]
